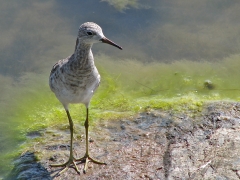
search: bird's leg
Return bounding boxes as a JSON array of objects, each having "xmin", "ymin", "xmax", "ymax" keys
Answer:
[
  {"xmin": 50, "ymin": 110, "xmax": 80, "ymax": 174},
  {"xmin": 76, "ymin": 107, "xmax": 106, "ymax": 173}
]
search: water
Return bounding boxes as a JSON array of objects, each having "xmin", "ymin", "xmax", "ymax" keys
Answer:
[{"xmin": 1, "ymin": 0, "xmax": 240, "ymax": 177}]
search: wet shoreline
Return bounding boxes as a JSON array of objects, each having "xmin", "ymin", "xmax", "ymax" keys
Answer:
[{"xmin": 6, "ymin": 101, "xmax": 240, "ymax": 179}]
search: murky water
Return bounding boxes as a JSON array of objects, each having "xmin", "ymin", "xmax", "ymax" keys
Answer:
[{"xmin": 1, "ymin": 0, "xmax": 240, "ymax": 177}]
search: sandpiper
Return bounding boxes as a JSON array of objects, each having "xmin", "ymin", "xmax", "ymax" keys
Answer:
[{"xmin": 49, "ymin": 22, "xmax": 122, "ymax": 174}]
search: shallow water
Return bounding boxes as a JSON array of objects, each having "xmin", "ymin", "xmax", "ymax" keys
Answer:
[{"xmin": 1, "ymin": 0, "xmax": 240, "ymax": 177}]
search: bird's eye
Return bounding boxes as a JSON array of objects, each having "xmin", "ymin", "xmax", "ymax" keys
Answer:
[{"xmin": 87, "ymin": 31, "xmax": 93, "ymax": 35}]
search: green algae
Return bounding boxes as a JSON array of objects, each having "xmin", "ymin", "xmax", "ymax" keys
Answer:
[{"xmin": 1, "ymin": 54, "xmax": 240, "ymax": 176}]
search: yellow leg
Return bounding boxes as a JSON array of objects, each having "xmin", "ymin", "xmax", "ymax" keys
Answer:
[
  {"xmin": 50, "ymin": 110, "xmax": 80, "ymax": 174},
  {"xmin": 76, "ymin": 107, "xmax": 106, "ymax": 173}
]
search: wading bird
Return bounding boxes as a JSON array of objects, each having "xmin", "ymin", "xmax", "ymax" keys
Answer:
[{"xmin": 49, "ymin": 22, "xmax": 122, "ymax": 174}]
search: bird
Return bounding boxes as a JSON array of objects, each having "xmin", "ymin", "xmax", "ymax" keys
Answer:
[{"xmin": 49, "ymin": 22, "xmax": 122, "ymax": 174}]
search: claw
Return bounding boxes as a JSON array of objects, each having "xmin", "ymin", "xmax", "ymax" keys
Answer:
[
  {"xmin": 76, "ymin": 154, "xmax": 106, "ymax": 173},
  {"xmin": 50, "ymin": 158, "xmax": 81, "ymax": 174}
]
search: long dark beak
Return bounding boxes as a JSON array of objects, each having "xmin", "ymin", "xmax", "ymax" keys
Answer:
[{"xmin": 100, "ymin": 37, "xmax": 122, "ymax": 50}]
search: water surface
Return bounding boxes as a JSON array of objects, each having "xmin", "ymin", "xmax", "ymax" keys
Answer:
[{"xmin": 1, "ymin": 0, "xmax": 240, "ymax": 177}]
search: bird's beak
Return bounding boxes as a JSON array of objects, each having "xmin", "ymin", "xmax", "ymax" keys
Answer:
[{"xmin": 100, "ymin": 37, "xmax": 122, "ymax": 50}]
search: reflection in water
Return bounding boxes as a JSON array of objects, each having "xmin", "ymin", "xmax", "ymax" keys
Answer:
[
  {"xmin": 1, "ymin": 0, "xmax": 240, "ymax": 76},
  {"xmin": 101, "ymin": 0, "xmax": 141, "ymax": 11},
  {"xmin": 0, "ymin": 0, "xmax": 240, "ymax": 177}
]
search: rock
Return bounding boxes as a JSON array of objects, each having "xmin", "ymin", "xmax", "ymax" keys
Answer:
[
  {"xmin": 5, "ymin": 102, "xmax": 240, "ymax": 179},
  {"xmin": 5, "ymin": 152, "xmax": 51, "ymax": 180}
]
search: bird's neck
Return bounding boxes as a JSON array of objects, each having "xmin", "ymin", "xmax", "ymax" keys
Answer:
[{"xmin": 73, "ymin": 41, "xmax": 95, "ymax": 69}]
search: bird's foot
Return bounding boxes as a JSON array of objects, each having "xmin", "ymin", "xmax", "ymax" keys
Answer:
[
  {"xmin": 50, "ymin": 157, "xmax": 80, "ymax": 175},
  {"xmin": 76, "ymin": 154, "xmax": 106, "ymax": 173}
]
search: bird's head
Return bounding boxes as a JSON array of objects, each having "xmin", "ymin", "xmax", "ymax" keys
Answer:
[{"xmin": 76, "ymin": 22, "xmax": 122, "ymax": 50}]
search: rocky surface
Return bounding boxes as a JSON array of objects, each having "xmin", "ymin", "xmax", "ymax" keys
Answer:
[
  {"xmin": 5, "ymin": 152, "xmax": 51, "ymax": 180},
  {"xmin": 6, "ymin": 102, "xmax": 240, "ymax": 179}
]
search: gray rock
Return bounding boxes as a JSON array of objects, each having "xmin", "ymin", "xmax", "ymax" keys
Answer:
[
  {"xmin": 5, "ymin": 152, "xmax": 51, "ymax": 180},
  {"xmin": 6, "ymin": 102, "xmax": 240, "ymax": 179}
]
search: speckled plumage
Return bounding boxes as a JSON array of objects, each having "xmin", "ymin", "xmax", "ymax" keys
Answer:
[
  {"xmin": 49, "ymin": 48, "xmax": 100, "ymax": 109},
  {"xmin": 48, "ymin": 22, "xmax": 122, "ymax": 174},
  {"xmin": 49, "ymin": 23, "xmax": 102, "ymax": 109}
]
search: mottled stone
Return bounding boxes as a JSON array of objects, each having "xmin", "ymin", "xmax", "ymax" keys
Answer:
[{"xmin": 5, "ymin": 152, "xmax": 51, "ymax": 180}]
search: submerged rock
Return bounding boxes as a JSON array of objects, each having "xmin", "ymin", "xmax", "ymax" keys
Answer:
[{"xmin": 204, "ymin": 79, "xmax": 215, "ymax": 90}]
